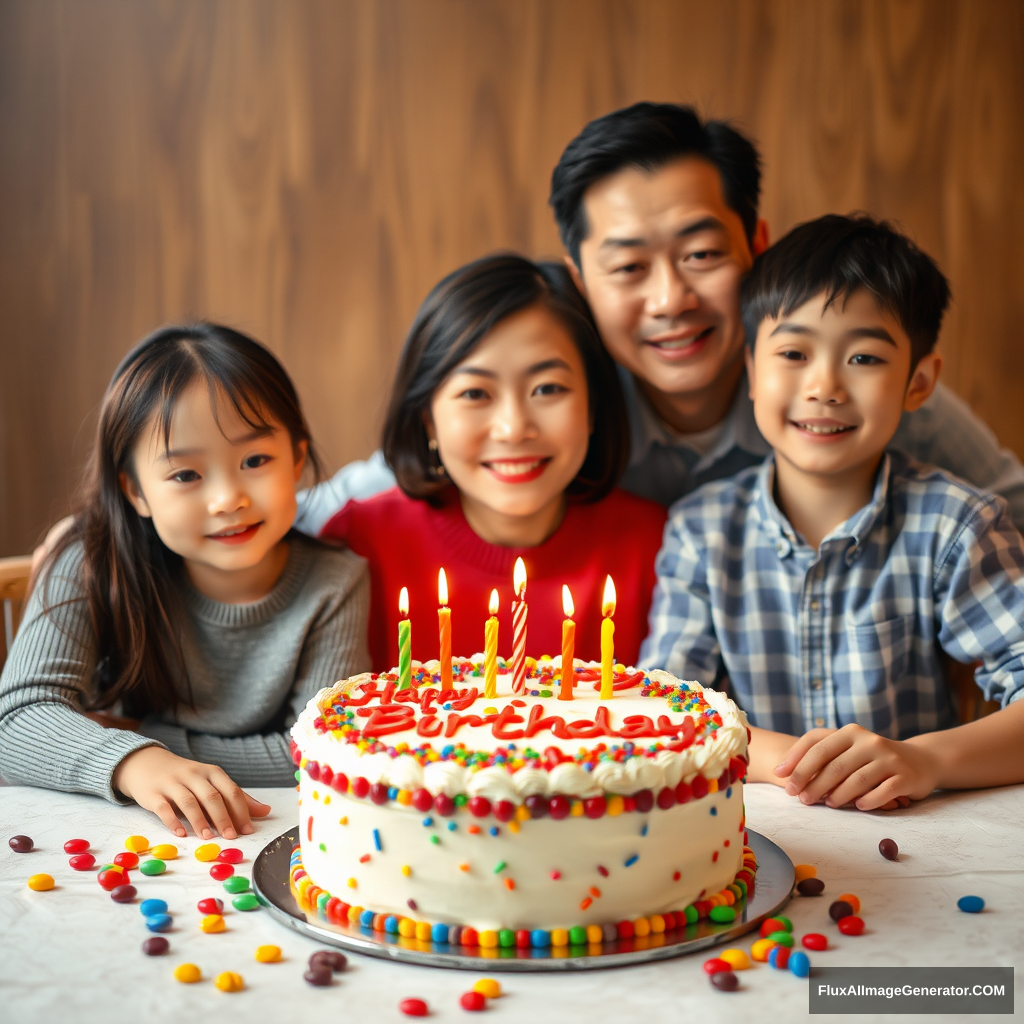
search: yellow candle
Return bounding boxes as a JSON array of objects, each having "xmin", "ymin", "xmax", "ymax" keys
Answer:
[
  {"xmin": 559, "ymin": 585, "xmax": 575, "ymax": 701},
  {"xmin": 438, "ymin": 568, "xmax": 452, "ymax": 688},
  {"xmin": 484, "ymin": 589, "xmax": 499, "ymax": 699},
  {"xmin": 600, "ymin": 575, "xmax": 616, "ymax": 699}
]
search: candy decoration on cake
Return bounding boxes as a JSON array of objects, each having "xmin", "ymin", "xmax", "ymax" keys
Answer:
[
  {"xmin": 398, "ymin": 588, "xmax": 411, "ymax": 691},
  {"xmin": 438, "ymin": 569, "xmax": 452, "ymax": 688},
  {"xmin": 600, "ymin": 576, "xmax": 616, "ymax": 699},
  {"xmin": 484, "ymin": 590, "xmax": 499, "ymax": 700},
  {"xmin": 511, "ymin": 558, "xmax": 528, "ymax": 693},
  {"xmin": 559, "ymin": 586, "xmax": 575, "ymax": 701}
]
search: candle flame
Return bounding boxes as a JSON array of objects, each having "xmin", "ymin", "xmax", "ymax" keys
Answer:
[
  {"xmin": 602, "ymin": 575, "xmax": 616, "ymax": 617},
  {"xmin": 562, "ymin": 584, "xmax": 574, "ymax": 618},
  {"xmin": 438, "ymin": 567, "xmax": 448, "ymax": 606},
  {"xmin": 489, "ymin": 588, "xmax": 499, "ymax": 616},
  {"xmin": 513, "ymin": 556, "xmax": 527, "ymax": 597},
  {"xmin": 399, "ymin": 586, "xmax": 409, "ymax": 617}
]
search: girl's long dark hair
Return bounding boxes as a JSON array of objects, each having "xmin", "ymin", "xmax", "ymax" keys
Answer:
[{"xmin": 42, "ymin": 323, "xmax": 320, "ymax": 715}]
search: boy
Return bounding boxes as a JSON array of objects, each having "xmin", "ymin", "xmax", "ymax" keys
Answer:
[{"xmin": 640, "ymin": 214, "xmax": 1024, "ymax": 810}]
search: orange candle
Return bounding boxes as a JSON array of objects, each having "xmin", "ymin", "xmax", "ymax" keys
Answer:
[
  {"xmin": 484, "ymin": 589, "xmax": 499, "ymax": 699},
  {"xmin": 438, "ymin": 568, "xmax": 452, "ymax": 688},
  {"xmin": 600, "ymin": 575, "xmax": 616, "ymax": 699},
  {"xmin": 559, "ymin": 585, "xmax": 575, "ymax": 701}
]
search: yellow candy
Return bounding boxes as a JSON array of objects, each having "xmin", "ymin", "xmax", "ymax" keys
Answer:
[
  {"xmin": 194, "ymin": 843, "xmax": 220, "ymax": 862},
  {"xmin": 650, "ymin": 914, "xmax": 666, "ymax": 933},
  {"xmin": 215, "ymin": 971, "xmax": 244, "ymax": 992},
  {"xmin": 415, "ymin": 921, "xmax": 432, "ymax": 941},
  {"xmin": 793, "ymin": 863, "xmax": 817, "ymax": 883},
  {"xmin": 473, "ymin": 978, "xmax": 502, "ymax": 999},
  {"xmin": 633, "ymin": 917, "xmax": 651, "ymax": 937},
  {"xmin": 550, "ymin": 928, "xmax": 569, "ymax": 947},
  {"xmin": 150, "ymin": 844, "xmax": 178, "ymax": 860},
  {"xmin": 751, "ymin": 937, "xmax": 777, "ymax": 962},
  {"xmin": 586, "ymin": 925, "xmax": 603, "ymax": 944},
  {"xmin": 719, "ymin": 948, "xmax": 751, "ymax": 970},
  {"xmin": 124, "ymin": 835, "xmax": 149, "ymax": 853},
  {"xmin": 478, "ymin": 930, "xmax": 499, "ymax": 948},
  {"xmin": 27, "ymin": 873, "xmax": 54, "ymax": 891},
  {"xmin": 606, "ymin": 795, "xmax": 625, "ymax": 817},
  {"xmin": 398, "ymin": 918, "xmax": 416, "ymax": 938},
  {"xmin": 174, "ymin": 963, "xmax": 202, "ymax": 983},
  {"xmin": 837, "ymin": 892, "xmax": 861, "ymax": 914},
  {"xmin": 255, "ymin": 944, "xmax": 282, "ymax": 962},
  {"xmin": 201, "ymin": 913, "xmax": 226, "ymax": 933}
]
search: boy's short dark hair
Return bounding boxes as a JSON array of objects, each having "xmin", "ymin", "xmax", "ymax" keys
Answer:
[
  {"xmin": 549, "ymin": 102, "xmax": 762, "ymax": 267},
  {"xmin": 741, "ymin": 214, "xmax": 951, "ymax": 366},
  {"xmin": 382, "ymin": 253, "xmax": 629, "ymax": 504}
]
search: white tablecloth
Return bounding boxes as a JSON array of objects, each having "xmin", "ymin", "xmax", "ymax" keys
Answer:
[{"xmin": 1, "ymin": 783, "xmax": 1020, "ymax": 1022}]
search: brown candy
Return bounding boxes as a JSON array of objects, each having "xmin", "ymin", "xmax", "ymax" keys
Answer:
[
  {"xmin": 142, "ymin": 937, "xmax": 170, "ymax": 956},
  {"xmin": 304, "ymin": 966, "xmax": 333, "ymax": 987},
  {"xmin": 711, "ymin": 970, "xmax": 739, "ymax": 991},
  {"xmin": 309, "ymin": 950, "xmax": 348, "ymax": 973},
  {"xmin": 797, "ymin": 877, "xmax": 825, "ymax": 896},
  {"xmin": 879, "ymin": 838, "xmax": 899, "ymax": 861},
  {"xmin": 829, "ymin": 900, "xmax": 853, "ymax": 921}
]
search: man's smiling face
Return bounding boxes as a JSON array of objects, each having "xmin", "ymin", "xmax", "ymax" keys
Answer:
[{"xmin": 571, "ymin": 156, "xmax": 761, "ymax": 417}]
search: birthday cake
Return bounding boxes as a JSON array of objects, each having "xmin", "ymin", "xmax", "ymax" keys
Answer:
[{"xmin": 288, "ymin": 658, "xmax": 755, "ymax": 949}]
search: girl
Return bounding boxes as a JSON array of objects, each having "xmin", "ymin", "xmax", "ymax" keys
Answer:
[
  {"xmin": 320, "ymin": 254, "xmax": 667, "ymax": 671},
  {"xmin": 0, "ymin": 324, "xmax": 370, "ymax": 839}
]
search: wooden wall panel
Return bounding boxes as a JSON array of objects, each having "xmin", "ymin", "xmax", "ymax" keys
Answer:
[{"xmin": 0, "ymin": 0, "xmax": 1021, "ymax": 554}]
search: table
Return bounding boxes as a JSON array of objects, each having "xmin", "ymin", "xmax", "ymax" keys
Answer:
[{"xmin": 1, "ymin": 783, "xmax": 1020, "ymax": 1022}]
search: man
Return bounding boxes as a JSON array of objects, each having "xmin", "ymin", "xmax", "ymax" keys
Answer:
[{"xmin": 296, "ymin": 102, "xmax": 1024, "ymax": 532}]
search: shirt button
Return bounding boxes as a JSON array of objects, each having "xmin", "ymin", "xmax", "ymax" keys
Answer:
[
  {"xmin": 815, "ymin": 717, "xmax": 825, "ymax": 727},
  {"xmin": 812, "ymin": 679, "xmax": 822, "ymax": 689}
]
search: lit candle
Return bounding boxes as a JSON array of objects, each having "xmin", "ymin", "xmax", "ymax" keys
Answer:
[
  {"xmin": 398, "ymin": 587, "xmax": 411, "ymax": 690},
  {"xmin": 559, "ymin": 584, "xmax": 575, "ymax": 701},
  {"xmin": 600, "ymin": 575, "xmax": 616, "ymax": 699},
  {"xmin": 484, "ymin": 589, "xmax": 499, "ymax": 699},
  {"xmin": 438, "ymin": 568, "xmax": 452, "ymax": 688},
  {"xmin": 511, "ymin": 557, "xmax": 528, "ymax": 694}
]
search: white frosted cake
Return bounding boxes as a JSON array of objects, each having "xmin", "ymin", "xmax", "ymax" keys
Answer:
[{"xmin": 288, "ymin": 657, "xmax": 756, "ymax": 950}]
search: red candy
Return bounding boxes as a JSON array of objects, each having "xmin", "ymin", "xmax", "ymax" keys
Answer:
[
  {"xmin": 400, "ymin": 998, "xmax": 429, "ymax": 1017},
  {"xmin": 548, "ymin": 795, "xmax": 570, "ymax": 820},
  {"xmin": 209, "ymin": 862, "xmax": 234, "ymax": 881},
  {"xmin": 583, "ymin": 796, "xmax": 606, "ymax": 819},
  {"xmin": 675, "ymin": 780, "xmax": 693, "ymax": 804},
  {"xmin": 468, "ymin": 797, "xmax": 491, "ymax": 818},
  {"xmin": 838, "ymin": 915, "xmax": 865, "ymax": 936},
  {"xmin": 63, "ymin": 839, "xmax": 90, "ymax": 855},
  {"xmin": 802, "ymin": 933, "xmax": 828, "ymax": 951},
  {"xmin": 633, "ymin": 789, "xmax": 654, "ymax": 813},
  {"xmin": 197, "ymin": 897, "xmax": 224, "ymax": 914},
  {"xmin": 493, "ymin": 801, "xmax": 515, "ymax": 823},
  {"xmin": 434, "ymin": 794, "xmax": 455, "ymax": 817},
  {"xmin": 656, "ymin": 787, "xmax": 676, "ymax": 810},
  {"xmin": 69, "ymin": 854, "xmax": 96, "ymax": 871},
  {"xmin": 459, "ymin": 991, "xmax": 487, "ymax": 1011},
  {"xmin": 330, "ymin": 771, "xmax": 349, "ymax": 793},
  {"xmin": 351, "ymin": 776, "xmax": 370, "ymax": 799},
  {"xmin": 411, "ymin": 788, "xmax": 433, "ymax": 812},
  {"xmin": 217, "ymin": 848, "xmax": 243, "ymax": 864},
  {"xmin": 113, "ymin": 852, "xmax": 139, "ymax": 869},
  {"xmin": 760, "ymin": 917, "xmax": 786, "ymax": 938},
  {"xmin": 98, "ymin": 869, "xmax": 125, "ymax": 891},
  {"xmin": 703, "ymin": 958, "xmax": 732, "ymax": 975}
]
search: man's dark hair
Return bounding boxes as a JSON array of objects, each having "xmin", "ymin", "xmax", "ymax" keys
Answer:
[
  {"xmin": 382, "ymin": 253, "xmax": 629, "ymax": 504},
  {"xmin": 549, "ymin": 102, "xmax": 762, "ymax": 267},
  {"xmin": 741, "ymin": 214, "xmax": 951, "ymax": 366}
]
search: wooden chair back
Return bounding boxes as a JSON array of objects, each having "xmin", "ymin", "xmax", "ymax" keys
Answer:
[{"xmin": 0, "ymin": 556, "xmax": 32, "ymax": 671}]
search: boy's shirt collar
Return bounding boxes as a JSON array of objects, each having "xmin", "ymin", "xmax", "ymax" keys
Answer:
[{"xmin": 754, "ymin": 451, "xmax": 896, "ymax": 563}]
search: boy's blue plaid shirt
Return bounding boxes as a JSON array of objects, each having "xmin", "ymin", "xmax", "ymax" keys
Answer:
[{"xmin": 640, "ymin": 451, "xmax": 1024, "ymax": 738}]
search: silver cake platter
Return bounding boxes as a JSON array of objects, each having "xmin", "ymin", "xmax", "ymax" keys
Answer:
[{"xmin": 252, "ymin": 827, "xmax": 794, "ymax": 972}]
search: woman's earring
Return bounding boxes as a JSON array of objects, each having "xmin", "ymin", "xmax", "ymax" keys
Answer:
[{"xmin": 428, "ymin": 438, "xmax": 445, "ymax": 477}]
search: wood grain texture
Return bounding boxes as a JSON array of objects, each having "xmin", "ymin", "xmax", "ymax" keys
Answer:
[{"xmin": 1, "ymin": 0, "xmax": 1021, "ymax": 554}]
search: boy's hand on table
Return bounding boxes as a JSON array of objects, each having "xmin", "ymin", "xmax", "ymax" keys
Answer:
[
  {"xmin": 112, "ymin": 747, "xmax": 272, "ymax": 841},
  {"xmin": 773, "ymin": 724, "xmax": 937, "ymax": 810}
]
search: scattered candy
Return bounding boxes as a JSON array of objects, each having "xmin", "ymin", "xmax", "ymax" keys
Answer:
[
  {"xmin": 774, "ymin": 916, "xmax": 793, "ymax": 931},
  {"xmin": 215, "ymin": 971, "xmax": 244, "ymax": 992},
  {"xmin": 473, "ymin": 978, "xmax": 501, "ymax": 998},
  {"xmin": 142, "ymin": 937, "xmax": 169, "ymax": 956},
  {"xmin": 210, "ymin": 862, "xmax": 235, "ymax": 881},
  {"xmin": 309, "ymin": 950, "xmax": 348, "ymax": 973},
  {"xmin": 304, "ymin": 966, "xmax": 332, "ymax": 986},
  {"xmin": 768, "ymin": 946, "xmax": 791, "ymax": 970},
  {"xmin": 98, "ymin": 870, "xmax": 124, "ymax": 891},
  {"xmin": 150, "ymin": 844, "xmax": 178, "ymax": 860},
  {"xmin": 703, "ymin": 958, "xmax": 733, "ymax": 975},
  {"xmin": 255, "ymin": 944, "xmax": 282, "ymax": 962},
  {"xmin": 400, "ymin": 998, "xmax": 429, "ymax": 1016},
  {"xmin": 793, "ymin": 864, "xmax": 817, "ymax": 883},
  {"xmin": 124, "ymin": 835, "xmax": 149, "ymax": 853},
  {"xmin": 140, "ymin": 898, "xmax": 168, "ymax": 917},
  {"xmin": 718, "ymin": 948, "xmax": 751, "ymax": 970},
  {"xmin": 195, "ymin": 843, "xmax": 220, "ymax": 861},
  {"xmin": 829, "ymin": 900, "xmax": 854, "ymax": 922},
  {"xmin": 200, "ymin": 913, "xmax": 226, "ymax": 933},
  {"xmin": 460, "ymin": 991, "xmax": 487, "ymax": 1011},
  {"xmin": 878, "ymin": 838, "xmax": 899, "ymax": 861},
  {"xmin": 146, "ymin": 914, "xmax": 173, "ymax": 932},
  {"xmin": 837, "ymin": 915, "xmax": 865, "ymax": 936},
  {"xmin": 111, "ymin": 884, "xmax": 137, "ymax": 903},
  {"xmin": 217, "ymin": 847, "xmax": 243, "ymax": 864},
  {"xmin": 789, "ymin": 950, "xmax": 811, "ymax": 977},
  {"xmin": 113, "ymin": 852, "xmax": 139, "ymax": 869},
  {"xmin": 797, "ymin": 877, "xmax": 825, "ymax": 896},
  {"xmin": 837, "ymin": 893, "xmax": 861, "ymax": 914},
  {"xmin": 958, "ymin": 895, "xmax": 985, "ymax": 914},
  {"xmin": 63, "ymin": 838, "xmax": 90, "ymax": 854},
  {"xmin": 27, "ymin": 873, "xmax": 54, "ymax": 891},
  {"xmin": 140, "ymin": 859, "xmax": 166, "ymax": 876},
  {"xmin": 759, "ymin": 917, "xmax": 788, "ymax": 937},
  {"xmin": 232, "ymin": 893, "xmax": 260, "ymax": 912},
  {"xmin": 751, "ymin": 937, "xmax": 777, "ymax": 961},
  {"xmin": 69, "ymin": 854, "xmax": 97, "ymax": 871},
  {"xmin": 711, "ymin": 971, "xmax": 739, "ymax": 991},
  {"xmin": 768, "ymin": 930, "xmax": 795, "ymax": 948},
  {"xmin": 9, "ymin": 835, "xmax": 33, "ymax": 853},
  {"xmin": 173, "ymin": 963, "xmax": 201, "ymax": 983},
  {"xmin": 223, "ymin": 875, "xmax": 249, "ymax": 894},
  {"xmin": 197, "ymin": 897, "xmax": 224, "ymax": 915},
  {"xmin": 709, "ymin": 905, "xmax": 736, "ymax": 924},
  {"xmin": 802, "ymin": 933, "xmax": 828, "ymax": 951}
]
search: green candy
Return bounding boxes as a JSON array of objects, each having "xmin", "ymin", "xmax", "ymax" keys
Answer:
[
  {"xmin": 498, "ymin": 929, "xmax": 515, "ymax": 948},
  {"xmin": 233, "ymin": 893, "xmax": 260, "ymax": 912},
  {"xmin": 139, "ymin": 859, "xmax": 166, "ymax": 876},
  {"xmin": 709, "ymin": 905, "xmax": 737, "ymax": 924},
  {"xmin": 683, "ymin": 905, "xmax": 699, "ymax": 924},
  {"xmin": 768, "ymin": 930, "xmax": 794, "ymax": 947},
  {"xmin": 539, "ymin": 689, "xmax": 553, "ymax": 698},
  {"xmin": 773, "ymin": 915, "xmax": 793, "ymax": 932},
  {"xmin": 223, "ymin": 875, "xmax": 250, "ymax": 894},
  {"xmin": 568, "ymin": 925, "xmax": 587, "ymax": 945},
  {"xmin": 453, "ymin": 793, "xmax": 468, "ymax": 807}
]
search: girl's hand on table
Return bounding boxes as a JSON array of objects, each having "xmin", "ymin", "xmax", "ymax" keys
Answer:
[
  {"xmin": 112, "ymin": 747, "xmax": 272, "ymax": 840},
  {"xmin": 774, "ymin": 724, "xmax": 934, "ymax": 811}
]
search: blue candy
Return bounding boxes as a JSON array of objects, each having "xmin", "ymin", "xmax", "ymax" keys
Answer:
[
  {"xmin": 145, "ymin": 913, "xmax": 172, "ymax": 932},
  {"xmin": 789, "ymin": 950, "xmax": 811, "ymax": 978},
  {"xmin": 530, "ymin": 928, "xmax": 551, "ymax": 948},
  {"xmin": 359, "ymin": 909, "xmax": 374, "ymax": 928},
  {"xmin": 957, "ymin": 895, "xmax": 985, "ymax": 914},
  {"xmin": 140, "ymin": 898, "xmax": 167, "ymax": 917},
  {"xmin": 431, "ymin": 923, "xmax": 449, "ymax": 944}
]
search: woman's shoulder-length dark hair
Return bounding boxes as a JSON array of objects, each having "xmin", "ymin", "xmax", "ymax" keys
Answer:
[{"xmin": 382, "ymin": 253, "xmax": 629, "ymax": 504}]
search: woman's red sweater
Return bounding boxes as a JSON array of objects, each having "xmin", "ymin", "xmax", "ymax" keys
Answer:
[{"xmin": 320, "ymin": 487, "xmax": 667, "ymax": 673}]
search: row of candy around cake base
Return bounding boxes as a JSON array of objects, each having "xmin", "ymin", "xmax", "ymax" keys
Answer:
[{"xmin": 288, "ymin": 842, "xmax": 757, "ymax": 951}]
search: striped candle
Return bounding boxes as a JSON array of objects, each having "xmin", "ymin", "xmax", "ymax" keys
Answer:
[
  {"xmin": 398, "ymin": 587, "xmax": 411, "ymax": 690},
  {"xmin": 511, "ymin": 557, "xmax": 528, "ymax": 694}
]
